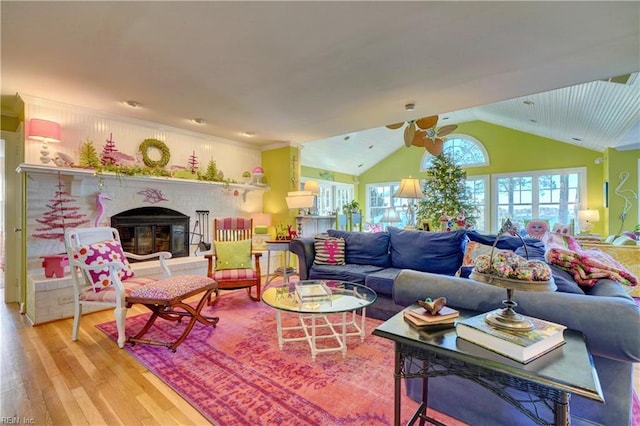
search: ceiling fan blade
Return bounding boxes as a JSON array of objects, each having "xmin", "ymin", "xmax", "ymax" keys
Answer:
[
  {"xmin": 412, "ymin": 130, "xmax": 426, "ymax": 147},
  {"xmin": 404, "ymin": 123, "xmax": 416, "ymax": 147},
  {"xmin": 437, "ymin": 124, "xmax": 457, "ymax": 137},
  {"xmin": 415, "ymin": 115, "xmax": 439, "ymax": 130},
  {"xmin": 386, "ymin": 122, "xmax": 405, "ymax": 130},
  {"xmin": 425, "ymin": 139, "xmax": 444, "ymax": 156}
]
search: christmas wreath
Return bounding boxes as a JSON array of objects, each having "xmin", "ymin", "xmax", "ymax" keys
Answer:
[{"xmin": 139, "ymin": 138, "xmax": 170, "ymax": 168}]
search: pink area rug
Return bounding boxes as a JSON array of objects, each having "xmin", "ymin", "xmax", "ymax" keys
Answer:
[{"xmin": 97, "ymin": 289, "xmax": 463, "ymax": 425}]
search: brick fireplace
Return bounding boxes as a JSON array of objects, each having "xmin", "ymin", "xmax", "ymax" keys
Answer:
[{"xmin": 111, "ymin": 207, "xmax": 190, "ymax": 260}]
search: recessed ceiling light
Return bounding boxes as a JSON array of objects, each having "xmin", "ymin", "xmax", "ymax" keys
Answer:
[
  {"xmin": 191, "ymin": 118, "xmax": 207, "ymax": 125},
  {"xmin": 404, "ymin": 103, "xmax": 415, "ymax": 112},
  {"xmin": 123, "ymin": 100, "xmax": 140, "ymax": 108},
  {"xmin": 242, "ymin": 131, "xmax": 255, "ymax": 137}
]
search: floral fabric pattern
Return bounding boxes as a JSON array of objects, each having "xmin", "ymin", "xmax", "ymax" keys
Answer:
[{"xmin": 75, "ymin": 239, "xmax": 135, "ymax": 292}]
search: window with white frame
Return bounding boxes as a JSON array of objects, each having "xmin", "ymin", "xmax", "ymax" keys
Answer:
[
  {"xmin": 366, "ymin": 182, "xmax": 411, "ymax": 228},
  {"xmin": 465, "ymin": 175, "xmax": 489, "ymax": 232},
  {"xmin": 493, "ymin": 168, "xmax": 585, "ymax": 233},
  {"xmin": 302, "ymin": 179, "xmax": 354, "ymax": 216}
]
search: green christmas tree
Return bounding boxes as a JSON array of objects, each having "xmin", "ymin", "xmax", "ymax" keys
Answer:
[
  {"xmin": 416, "ymin": 152, "xmax": 478, "ymax": 230},
  {"xmin": 78, "ymin": 138, "xmax": 101, "ymax": 168},
  {"xmin": 199, "ymin": 159, "xmax": 224, "ymax": 182}
]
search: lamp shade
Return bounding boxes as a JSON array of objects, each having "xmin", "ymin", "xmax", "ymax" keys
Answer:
[
  {"xmin": 29, "ymin": 119, "xmax": 60, "ymax": 143},
  {"xmin": 381, "ymin": 207, "xmax": 401, "ymax": 223},
  {"xmin": 285, "ymin": 191, "xmax": 315, "ymax": 209},
  {"xmin": 393, "ymin": 177, "xmax": 425, "ymax": 200},
  {"xmin": 303, "ymin": 180, "xmax": 320, "ymax": 195},
  {"xmin": 578, "ymin": 209, "xmax": 600, "ymax": 223},
  {"xmin": 251, "ymin": 213, "xmax": 272, "ymax": 226}
]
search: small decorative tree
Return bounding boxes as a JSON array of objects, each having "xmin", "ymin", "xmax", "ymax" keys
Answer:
[
  {"xmin": 78, "ymin": 137, "xmax": 101, "ymax": 168},
  {"xmin": 416, "ymin": 152, "xmax": 478, "ymax": 230},
  {"xmin": 188, "ymin": 150, "xmax": 199, "ymax": 173},
  {"xmin": 33, "ymin": 173, "xmax": 90, "ymax": 241},
  {"xmin": 100, "ymin": 133, "xmax": 119, "ymax": 165}
]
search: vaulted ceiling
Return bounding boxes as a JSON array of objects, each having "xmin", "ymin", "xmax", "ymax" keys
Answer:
[{"xmin": 2, "ymin": 1, "xmax": 638, "ymax": 176}]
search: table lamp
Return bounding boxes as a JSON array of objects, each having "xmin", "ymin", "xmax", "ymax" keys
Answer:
[
  {"xmin": 393, "ymin": 177, "xmax": 425, "ymax": 229},
  {"xmin": 380, "ymin": 207, "xmax": 401, "ymax": 230},
  {"xmin": 29, "ymin": 118, "xmax": 61, "ymax": 164},
  {"xmin": 285, "ymin": 191, "xmax": 315, "ymax": 236},
  {"xmin": 251, "ymin": 213, "xmax": 272, "ymax": 249},
  {"xmin": 303, "ymin": 180, "xmax": 320, "ymax": 215},
  {"xmin": 578, "ymin": 209, "xmax": 600, "ymax": 234}
]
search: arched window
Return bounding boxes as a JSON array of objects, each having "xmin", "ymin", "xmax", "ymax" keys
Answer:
[{"xmin": 420, "ymin": 134, "xmax": 489, "ymax": 171}]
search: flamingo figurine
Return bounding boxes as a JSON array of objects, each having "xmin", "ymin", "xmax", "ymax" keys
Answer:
[{"xmin": 95, "ymin": 191, "xmax": 112, "ymax": 226}]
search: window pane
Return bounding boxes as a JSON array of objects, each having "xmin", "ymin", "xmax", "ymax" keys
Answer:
[{"xmin": 493, "ymin": 168, "xmax": 585, "ymax": 233}]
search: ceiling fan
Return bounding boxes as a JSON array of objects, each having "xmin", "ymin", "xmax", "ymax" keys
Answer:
[{"xmin": 386, "ymin": 115, "xmax": 457, "ymax": 156}]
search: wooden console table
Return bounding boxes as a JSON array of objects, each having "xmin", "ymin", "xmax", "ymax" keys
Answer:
[{"xmin": 373, "ymin": 307, "xmax": 604, "ymax": 426}]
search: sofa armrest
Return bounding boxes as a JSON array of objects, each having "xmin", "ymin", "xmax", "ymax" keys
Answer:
[
  {"xmin": 289, "ymin": 238, "xmax": 315, "ymax": 280},
  {"xmin": 393, "ymin": 270, "xmax": 640, "ymax": 363}
]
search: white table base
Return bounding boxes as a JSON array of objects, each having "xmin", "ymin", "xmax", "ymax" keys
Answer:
[{"xmin": 274, "ymin": 308, "xmax": 367, "ymax": 361}]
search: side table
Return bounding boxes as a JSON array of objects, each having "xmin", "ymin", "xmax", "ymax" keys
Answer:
[
  {"xmin": 373, "ymin": 306, "xmax": 604, "ymax": 426},
  {"xmin": 265, "ymin": 240, "xmax": 298, "ymax": 284}
]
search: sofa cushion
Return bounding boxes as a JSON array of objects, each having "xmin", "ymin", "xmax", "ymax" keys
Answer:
[
  {"xmin": 365, "ymin": 268, "xmax": 402, "ymax": 297},
  {"xmin": 466, "ymin": 230, "xmax": 539, "ymax": 250},
  {"xmin": 388, "ymin": 227, "xmax": 466, "ymax": 275},
  {"xmin": 327, "ymin": 230, "xmax": 391, "ymax": 267},
  {"xmin": 309, "ymin": 264, "xmax": 386, "ymax": 284}
]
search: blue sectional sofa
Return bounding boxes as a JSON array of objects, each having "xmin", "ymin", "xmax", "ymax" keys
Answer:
[
  {"xmin": 290, "ymin": 227, "xmax": 640, "ymax": 425},
  {"xmin": 290, "ymin": 227, "xmax": 469, "ymax": 320}
]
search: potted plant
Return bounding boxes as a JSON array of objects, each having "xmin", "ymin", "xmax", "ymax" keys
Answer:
[{"xmin": 342, "ymin": 200, "xmax": 360, "ymax": 214}]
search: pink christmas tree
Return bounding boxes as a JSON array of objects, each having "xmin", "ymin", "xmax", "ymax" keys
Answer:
[
  {"xmin": 100, "ymin": 133, "xmax": 119, "ymax": 165},
  {"xmin": 33, "ymin": 174, "xmax": 90, "ymax": 241},
  {"xmin": 188, "ymin": 150, "xmax": 199, "ymax": 173}
]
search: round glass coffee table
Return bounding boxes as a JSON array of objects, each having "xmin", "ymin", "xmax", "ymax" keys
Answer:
[{"xmin": 262, "ymin": 280, "xmax": 377, "ymax": 360}]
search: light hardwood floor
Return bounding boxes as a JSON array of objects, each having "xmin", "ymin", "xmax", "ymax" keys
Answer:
[
  {"xmin": 0, "ymin": 297, "xmax": 210, "ymax": 425},
  {"xmin": 1, "ymin": 293, "xmax": 638, "ymax": 424}
]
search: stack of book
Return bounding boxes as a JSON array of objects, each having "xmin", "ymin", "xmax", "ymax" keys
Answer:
[
  {"xmin": 455, "ymin": 312, "xmax": 566, "ymax": 363},
  {"xmin": 403, "ymin": 305, "xmax": 460, "ymax": 330},
  {"xmin": 295, "ymin": 281, "xmax": 332, "ymax": 309}
]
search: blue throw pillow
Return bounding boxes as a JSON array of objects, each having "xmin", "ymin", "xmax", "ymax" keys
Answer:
[
  {"xmin": 327, "ymin": 230, "xmax": 391, "ymax": 267},
  {"xmin": 388, "ymin": 227, "xmax": 466, "ymax": 275}
]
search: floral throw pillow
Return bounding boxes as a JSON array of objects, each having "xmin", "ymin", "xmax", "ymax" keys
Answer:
[
  {"xmin": 462, "ymin": 241, "xmax": 509, "ymax": 267},
  {"xmin": 75, "ymin": 240, "xmax": 135, "ymax": 292},
  {"xmin": 314, "ymin": 237, "xmax": 346, "ymax": 265}
]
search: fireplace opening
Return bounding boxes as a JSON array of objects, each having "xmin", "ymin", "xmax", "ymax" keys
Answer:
[{"xmin": 111, "ymin": 207, "xmax": 189, "ymax": 261}]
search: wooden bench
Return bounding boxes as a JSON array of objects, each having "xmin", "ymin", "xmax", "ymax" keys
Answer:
[{"xmin": 125, "ymin": 275, "xmax": 219, "ymax": 352}]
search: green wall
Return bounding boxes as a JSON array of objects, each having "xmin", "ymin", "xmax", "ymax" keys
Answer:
[
  {"xmin": 262, "ymin": 146, "xmax": 298, "ymax": 231},
  {"xmin": 605, "ymin": 147, "xmax": 640, "ymax": 236},
  {"xmin": 354, "ymin": 121, "xmax": 638, "ymax": 235}
]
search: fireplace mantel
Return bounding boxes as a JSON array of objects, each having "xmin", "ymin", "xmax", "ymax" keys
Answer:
[{"xmin": 16, "ymin": 163, "xmax": 269, "ymax": 198}]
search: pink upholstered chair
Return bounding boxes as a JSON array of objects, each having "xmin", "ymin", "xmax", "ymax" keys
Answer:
[{"xmin": 64, "ymin": 227, "xmax": 217, "ymax": 350}]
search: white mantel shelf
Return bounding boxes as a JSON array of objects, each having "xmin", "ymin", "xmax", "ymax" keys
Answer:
[{"xmin": 16, "ymin": 163, "xmax": 269, "ymax": 197}]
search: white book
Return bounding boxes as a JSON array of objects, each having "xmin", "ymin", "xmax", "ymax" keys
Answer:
[{"xmin": 456, "ymin": 311, "xmax": 566, "ymax": 364}]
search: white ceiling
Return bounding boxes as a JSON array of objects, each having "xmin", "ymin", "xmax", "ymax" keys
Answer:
[{"xmin": 2, "ymin": 1, "xmax": 639, "ymax": 176}]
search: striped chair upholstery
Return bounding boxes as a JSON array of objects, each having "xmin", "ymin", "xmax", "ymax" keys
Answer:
[{"xmin": 205, "ymin": 217, "xmax": 262, "ymax": 304}]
